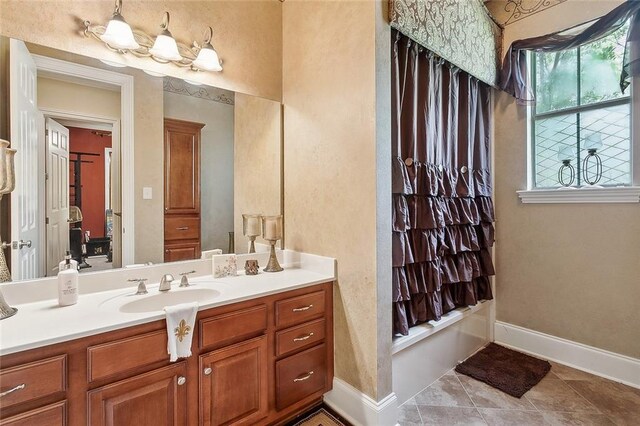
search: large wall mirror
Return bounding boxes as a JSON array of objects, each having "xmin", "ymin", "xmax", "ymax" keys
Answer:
[{"xmin": 0, "ymin": 36, "xmax": 283, "ymax": 282}]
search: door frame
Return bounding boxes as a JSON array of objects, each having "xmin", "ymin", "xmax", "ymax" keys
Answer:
[{"xmin": 32, "ymin": 54, "xmax": 135, "ymax": 266}]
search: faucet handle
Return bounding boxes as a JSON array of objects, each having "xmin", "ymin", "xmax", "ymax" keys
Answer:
[
  {"xmin": 128, "ymin": 278, "xmax": 148, "ymax": 295},
  {"xmin": 179, "ymin": 270, "xmax": 196, "ymax": 287}
]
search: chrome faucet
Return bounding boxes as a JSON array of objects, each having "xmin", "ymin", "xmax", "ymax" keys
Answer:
[
  {"xmin": 128, "ymin": 278, "xmax": 148, "ymax": 295},
  {"xmin": 159, "ymin": 274, "xmax": 175, "ymax": 292},
  {"xmin": 179, "ymin": 270, "xmax": 196, "ymax": 287}
]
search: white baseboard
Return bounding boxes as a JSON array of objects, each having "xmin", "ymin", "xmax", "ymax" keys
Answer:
[
  {"xmin": 495, "ymin": 321, "xmax": 640, "ymax": 389},
  {"xmin": 324, "ymin": 378, "xmax": 399, "ymax": 426}
]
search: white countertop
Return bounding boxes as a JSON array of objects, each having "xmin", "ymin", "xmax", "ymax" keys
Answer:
[{"xmin": 0, "ymin": 251, "xmax": 335, "ymax": 356}]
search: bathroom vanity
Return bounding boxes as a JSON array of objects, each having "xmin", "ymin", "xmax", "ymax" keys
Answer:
[{"xmin": 0, "ymin": 253, "xmax": 335, "ymax": 426}]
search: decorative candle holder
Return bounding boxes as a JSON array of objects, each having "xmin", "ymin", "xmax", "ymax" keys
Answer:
[
  {"xmin": 262, "ymin": 215, "xmax": 283, "ymax": 272},
  {"xmin": 242, "ymin": 214, "xmax": 262, "ymax": 253}
]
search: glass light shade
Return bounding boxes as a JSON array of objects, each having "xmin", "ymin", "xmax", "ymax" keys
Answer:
[
  {"xmin": 557, "ymin": 144, "xmax": 575, "ymax": 162},
  {"xmin": 584, "ymin": 132, "xmax": 603, "ymax": 150},
  {"xmin": 242, "ymin": 214, "xmax": 262, "ymax": 237},
  {"xmin": 262, "ymin": 216, "xmax": 283, "ymax": 241},
  {"xmin": 192, "ymin": 44, "xmax": 222, "ymax": 72},
  {"xmin": 100, "ymin": 16, "xmax": 140, "ymax": 50},
  {"xmin": 149, "ymin": 32, "xmax": 182, "ymax": 61}
]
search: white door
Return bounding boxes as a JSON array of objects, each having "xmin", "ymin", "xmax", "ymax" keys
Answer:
[
  {"xmin": 45, "ymin": 118, "xmax": 70, "ymax": 276},
  {"xmin": 9, "ymin": 39, "xmax": 40, "ymax": 280},
  {"xmin": 111, "ymin": 123, "xmax": 122, "ymax": 268}
]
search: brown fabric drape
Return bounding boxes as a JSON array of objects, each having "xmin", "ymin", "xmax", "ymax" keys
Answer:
[
  {"xmin": 392, "ymin": 30, "xmax": 495, "ymax": 336},
  {"xmin": 500, "ymin": 0, "xmax": 640, "ymax": 104}
]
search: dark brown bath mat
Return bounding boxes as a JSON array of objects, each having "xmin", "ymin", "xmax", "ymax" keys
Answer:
[{"xmin": 455, "ymin": 343, "xmax": 551, "ymax": 398}]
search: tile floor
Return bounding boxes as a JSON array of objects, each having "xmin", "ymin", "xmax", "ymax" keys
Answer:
[{"xmin": 398, "ymin": 361, "xmax": 640, "ymax": 425}]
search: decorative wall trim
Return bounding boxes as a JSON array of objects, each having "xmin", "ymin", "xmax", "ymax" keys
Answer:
[
  {"xmin": 495, "ymin": 321, "xmax": 640, "ymax": 389},
  {"xmin": 517, "ymin": 187, "xmax": 640, "ymax": 203},
  {"xmin": 502, "ymin": 0, "xmax": 569, "ymax": 26},
  {"xmin": 163, "ymin": 77, "xmax": 234, "ymax": 105},
  {"xmin": 389, "ymin": 0, "xmax": 502, "ymax": 87},
  {"xmin": 324, "ymin": 378, "xmax": 399, "ymax": 426}
]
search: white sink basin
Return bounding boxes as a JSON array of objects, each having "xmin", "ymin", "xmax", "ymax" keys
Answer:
[{"xmin": 103, "ymin": 288, "xmax": 221, "ymax": 314}]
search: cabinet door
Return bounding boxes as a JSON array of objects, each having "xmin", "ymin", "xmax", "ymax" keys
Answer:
[
  {"xmin": 200, "ymin": 336, "xmax": 268, "ymax": 426},
  {"xmin": 164, "ymin": 242, "xmax": 201, "ymax": 263},
  {"xmin": 88, "ymin": 363, "xmax": 187, "ymax": 426},
  {"xmin": 164, "ymin": 118, "xmax": 203, "ymax": 215}
]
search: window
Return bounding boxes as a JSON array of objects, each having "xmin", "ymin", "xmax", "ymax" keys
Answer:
[{"xmin": 531, "ymin": 22, "xmax": 632, "ymax": 188}]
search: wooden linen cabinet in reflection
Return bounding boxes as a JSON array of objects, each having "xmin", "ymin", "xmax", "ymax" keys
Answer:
[{"xmin": 164, "ymin": 118, "xmax": 205, "ymax": 262}]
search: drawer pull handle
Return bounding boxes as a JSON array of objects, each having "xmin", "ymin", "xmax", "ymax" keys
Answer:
[
  {"xmin": 293, "ymin": 332, "xmax": 314, "ymax": 342},
  {"xmin": 176, "ymin": 226, "xmax": 189, "ymax": 231},
  {"xmin": 204, "ymin": 367, "xmax": 212, "ymax": 376},
  {"xmin": 177, "ymin": 376, "xmax": 186, "ymax": 386},
  {"xmin": 0, "ymin": 384, "xmax": 25, "ymax": 397},
  {"xmin": 293, "ymin": 371, "xmax": 314, "ymax": 382},
  {"xmin": 292, "ymin": 304, "xmax": 313, "ymax": 312}
]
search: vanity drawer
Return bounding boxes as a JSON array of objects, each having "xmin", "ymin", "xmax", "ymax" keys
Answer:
[
  {"xmin": 0, "ymin": 355, "xmax": 66, "ymax": 409},
  {"xmin": 275, "ymin": 318, "xmax": 325, "ymax": 357},
  {"xmin": 275, "ymin": 344, "xmax": 327, "ymax": 410},
  {"xmin": 200, "ymin": 305, "xmax": 267, "ymax": 350},
  {"xmin": 87, "ymin": 330, "xmax": 169, "ymax": 383},
  {"xmin": 275, "ymin": 290, "xmax": 325, "ymax": 328},
  {"xmin": 0, "ymin": 400, "xmax": 66, "ymax": 426},
  {"xmin": 164, "ymin": 216, "xmax": 200, "ymax": 241}
]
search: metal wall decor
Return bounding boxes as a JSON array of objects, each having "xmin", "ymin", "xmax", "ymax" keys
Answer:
[
  {"xmin": 84, "ymin": 0, "xmax": 222, "ymax": 73},
  {"xmin": 582, "ymin": 149, "xmax": 603, "ymax": 185},
  {"xmin": 502, "ymin": 0, "xmax": 569, "ymax": 26},
  {"xmin": 557, "ymin": 160, "xmax": 575, "ymax": 187}
]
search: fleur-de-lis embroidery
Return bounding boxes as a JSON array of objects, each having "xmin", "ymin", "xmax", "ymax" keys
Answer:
[{"xmin": 174, "ymin": 319, "xmax": 191, "ymax": 342}]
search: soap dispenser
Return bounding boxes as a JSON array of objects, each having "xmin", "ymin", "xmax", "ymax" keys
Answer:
[{"xmin": 58, "ymin": 251, "xmax": 79, "ymax": 306}]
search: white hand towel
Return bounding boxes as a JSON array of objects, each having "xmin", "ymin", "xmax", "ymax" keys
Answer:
[{"xmin": 164, "ymin": 302, "xmax": 198, "ymax": 362}]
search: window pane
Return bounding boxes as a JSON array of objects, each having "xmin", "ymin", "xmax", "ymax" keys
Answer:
[
  {"xmin": 580, "ymin": 104, "xmax": 631, "ymax": 186},
  {"xmin": 535, "ymin": 50, "xmax": 578, "ymax": 114},
  {"xmin": 580, "ymin": 22, "xmax": 629, "ymax": 105},
  {"xmin": 534, "ymin": 113, "xmax": 577, "ymax": 188}
]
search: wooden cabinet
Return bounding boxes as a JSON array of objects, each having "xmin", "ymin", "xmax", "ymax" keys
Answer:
[
  {"xmin": 164, "ymin": 118, "xmax": 205, "ymax": 261},
  {"xmin": 164, "ymin": 241, "xmax": 201, "ymax": 263},
  {"xmin": 0, "ymin": 282, "xmax": 333, "ymax": 426},
  {"xmin": 200, "ymin": 336, "xmax": 268, "ymax": 425},
  {"xmin": 0, "ymin": 401, "xmax": 66, "ymax": 426},
  {"xmin": 88, "ymin": 363, "xmax": 187, "ymax": 426}
]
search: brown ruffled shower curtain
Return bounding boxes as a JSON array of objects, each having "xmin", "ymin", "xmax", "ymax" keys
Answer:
[{"xmin": 392, "ymin": 30, "xmax": 495, "ymax": 336}]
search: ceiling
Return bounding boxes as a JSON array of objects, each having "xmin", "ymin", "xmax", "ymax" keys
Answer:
[{"xmin": 484, "ymin": 0, "xmax": 569, "ymax": 27}]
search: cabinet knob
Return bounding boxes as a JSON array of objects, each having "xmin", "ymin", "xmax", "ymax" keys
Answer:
[
  {"xmin": 204, "ymin": 367, "xmax": 212, "ymax": 376},
  {"xmin": 177, "ymin": 376, "xmax": 186, "ymax": 386}
]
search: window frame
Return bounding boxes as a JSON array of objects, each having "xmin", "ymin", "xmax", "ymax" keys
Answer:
[{"xmin": 520, "ymin": 50, "xmax": 640, "ymax": 204}]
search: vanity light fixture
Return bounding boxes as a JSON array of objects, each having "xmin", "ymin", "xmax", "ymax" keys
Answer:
[
  {"xmin": 84, "ymin": 0, "xmax": 223, "ymax": 73},
  {"xmin": 99, "ymin": 0, "xmax": 140, "ymax": 50},
  {"xmin": 149, "ymin": 13, "xmax": 182, "ymax": 62},
  {"xmin": 192, "ymin": 27, "xmax": 223, "ymax": 72}
]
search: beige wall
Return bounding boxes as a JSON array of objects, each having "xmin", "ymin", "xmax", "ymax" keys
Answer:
[
  {"xmin": 233, "ymin": 93, "xmax": 281, "ymax": 254},
  {"xmin": 37, "ymin": 77, "xmax": 121, "ymax": 118},
  {"xmin": 0, "ymin": 1, "xmax": 282, "ymax": 101},
  {"xmin": 164, "ymin": 91, "xmax": 235, "ymax": 253},
  {"xmin": 495, "ymin": 0, "xmax": 640, "ymax": 358},
  {"xmin": 283, "ymin": 0, "xmax": 392, "ymax": 400}
]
